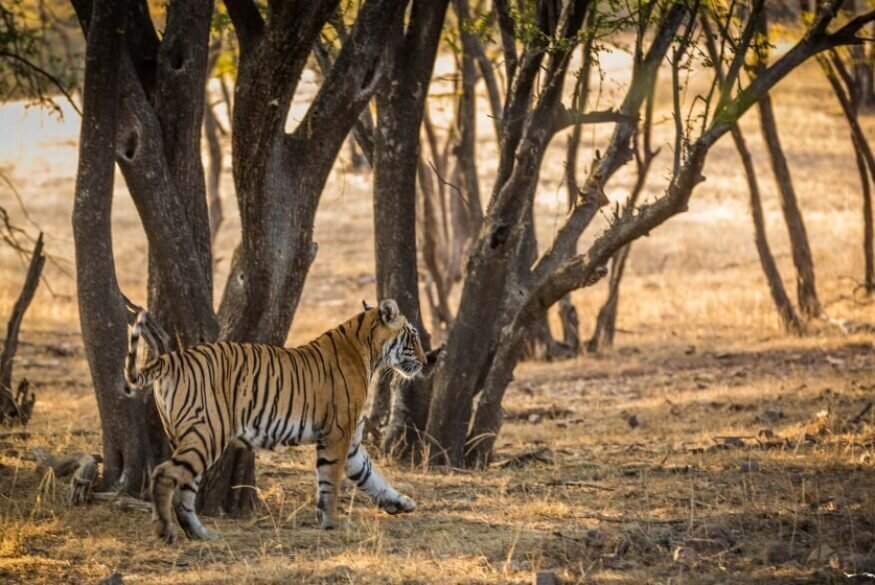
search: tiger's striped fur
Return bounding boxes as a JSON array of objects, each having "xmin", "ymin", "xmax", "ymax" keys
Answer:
[{"xmin": 125, "ymin": 300, "xmax": 425, "ymax": 543}]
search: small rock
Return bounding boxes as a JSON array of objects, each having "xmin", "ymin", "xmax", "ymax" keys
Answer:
[
  {"xmin": 807, "ymin": 543, "xmax": 837, "ymax": 565},
  {"xmin": 627, "ymin": 414, "xmax": 639, "ymax": 429},
  {"xmin": 528, "ymin": 413, "xmax": 542, "ymax": 424},
  {"xmin": 757, "ymin": 407, "xmax": 784, "ymax": 423},
  {"xmin": 584, "ymin": 529, "xmax": 605, "ymax": 547},
  {"xmin": 696, "ymin": 382, "xmax": 709, "ymax": 390},
  {"xmin": 672, "ymin": 546, "xmax": 697, "ymax": 564},
  {"xmin": 740, "ymin": 460, "xmax": 760, "ymax": 473},
  {"xmin": 693, "ymin": 524, "xmax": 736, "ymax": 546},
  {"xmin": 98, "ymin": 575, "xmax": 124, "ymax": 585},
  {"xmin": 764, "ymin": 542, "xmax": 791, "ymax": 565},
  {"xmin": 533, "ymin": 571, "xmax": 560, "ymax": 585},
  {"xmin": 841, "ymin": 553, "xmax": 875, "ymax": 574}
]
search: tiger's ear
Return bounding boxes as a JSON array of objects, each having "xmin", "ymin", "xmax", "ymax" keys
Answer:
[
  {"xmin": 362, "ymin": 299, "xmax": 373, "ymax": 311},
  {"xmin": 379, "ymin": 299, "xmax": 400, "ymax": 327}
]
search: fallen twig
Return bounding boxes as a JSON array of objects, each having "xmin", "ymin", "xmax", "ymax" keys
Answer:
[
  {"xmin": 92, "ymin": 491, "xmax": 152, "ymax": 513},
  {"xmin": 852, "ymin": 401, "xmax": 873, "ymax": 424}
]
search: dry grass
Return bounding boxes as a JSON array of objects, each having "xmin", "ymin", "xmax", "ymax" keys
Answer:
[{"xmin": 0, "ymin": 50, "xmax": 874, "ymax": 584}]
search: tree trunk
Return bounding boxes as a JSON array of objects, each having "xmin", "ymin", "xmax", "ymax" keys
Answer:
[
  {"xmin": 586, "ymin": 244, "xmax": 630, "ymax": 352},
  {"xmin": 372, "ymin": 0, "xmax": 448, "ymax": 457},
  {"xmin": 427, "ymin": 0, "xmax": 592, "ymax": 466},
  {"xmin": 206, "ymin": 0, "xmax": 406, "ymax": 514},
  {"xmin": 755, "ymin": 11, "xmax": 822, "ymax": 320},
  {"xmin": 204, "ymin": 94, "xmax": 224, "ymax": 245},
  {"xmin": 732, "ymin": 124, "xmax": 805, "ymax": 333},
  {"xmin": 820, "ymin": 51, "xmax": 875, "ymax": 293},
  {"xmin": 700, "ymin": 13, "xmax": 804, "ymax": 334},
  {"xmin": 73, "ymin": 0, "xmax": 161, "ymax": 496}
]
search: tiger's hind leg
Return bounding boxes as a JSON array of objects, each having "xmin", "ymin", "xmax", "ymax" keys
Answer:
[
  {"xmin": 151, "ymin": 438, "xmax": 212, "ymax": 544},
  {"xmin": 346, "ymin": 418, "xmax": 416, "ymax": 515},
  {"xmin": 173, "ymin": 475, "xmax": 216, "ymax": 541}
]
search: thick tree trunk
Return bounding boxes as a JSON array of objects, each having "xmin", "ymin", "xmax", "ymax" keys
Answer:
[
  {"xmin": 73, "ymin": 0, "xmax": 160, "ymax": 496},
  {"xmin": 755, "ymin": 12, "xmax": 822, "ymax": 320},
  {"xmin": 207, "ymin": 0, "xmax": 405, "ymax": 514},
  {"xmin": 372, "ymin": 0, "xmax": 448, "ymax": 457},
  {"xmin": 427, "ymin": 1, "xmax": 592, "ymax": 466}
]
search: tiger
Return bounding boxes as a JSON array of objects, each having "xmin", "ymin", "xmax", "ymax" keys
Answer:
[{"xmin": 123, "ymin": 299, "xmax": 425, "ymax": 544}]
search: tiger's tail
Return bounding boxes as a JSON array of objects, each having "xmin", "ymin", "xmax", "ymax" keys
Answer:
[{"xmin": 123, "ymin": 311, "xmax": 164, "ymax": 396}]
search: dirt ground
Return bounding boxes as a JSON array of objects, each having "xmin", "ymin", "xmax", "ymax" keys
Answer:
[{"xmin": 0, "ymin": 47, "xmax": 874, "ymax": 584}]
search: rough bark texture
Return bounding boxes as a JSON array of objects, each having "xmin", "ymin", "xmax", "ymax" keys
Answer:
[
  {"xmin": 427, "ymin": 0, "xmax": 593, "ymax": 466},
  {"xmin": 372, "ymin": 0, "xmax": 448, "ymax": 456},
  {"xmin": 72, "ymin": 0, "xmax": 160, "ymax": 495},
  {"xmin": 218, "ymin": 0, "xmax": 405, "ymax": 346}
]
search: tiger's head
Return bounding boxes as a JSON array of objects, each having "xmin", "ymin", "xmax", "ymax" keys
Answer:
[{"xmin": 365, "ymin": 299, "xmax": 426, "ymax": 379}]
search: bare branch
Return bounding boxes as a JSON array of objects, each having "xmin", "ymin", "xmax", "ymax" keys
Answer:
[{"xmin": 0, "ymin": 50, "xmax": 81, "ymax": 116}]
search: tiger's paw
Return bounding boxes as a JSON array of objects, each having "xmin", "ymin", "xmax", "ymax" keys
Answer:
[
  {"xmin": 316, "ymin": 509, "xmax": 345, "ymax": 530},
  {"xmin": 381, "ymin": 494, "xmax": 416, "ymax": 515},
  {"xmin": 154, "ymin": 520, "xmax": 177, "ymax": 545}
]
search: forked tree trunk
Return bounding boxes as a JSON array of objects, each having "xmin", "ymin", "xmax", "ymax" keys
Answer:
[
  {"xmin": 755, "ymin": 11, "xmax": 822, "ymax": 320},
  {"xmin": 699, "ymin": 14, "xmax": 804, "ymax": 334},
  {"xmin": 72, "ymin": 0, "xmax": 162, "ymax": 495},
  {"xmin": 206, "ymin": 0, "xmax": 405, "ymax": 516},
  {"xmin": 732, "ymin": 124, "xmax": 805, "ymax": 333},
  {"xmin": 820, "ymin": 51, "xmax": 875, "ymax": 293}
]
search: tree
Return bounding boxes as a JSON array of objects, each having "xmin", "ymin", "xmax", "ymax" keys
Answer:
[
  {"xmin": 754, "ymin": 9, "xmax": 823, "ymax": 320},
  {"xmin": 377, "ymin": 0, "xmax": 875, "ymax": 467},
  {"xmin": 701, "ymin": 11, "xmax": 804, "ymax": 335},
  {"xmin": 70, "ymin": 0, "xmax": 408, "ymax": 516},
  {"xmin": 371, "ymin": 0, "xmax": 450, "ymax": 455}
]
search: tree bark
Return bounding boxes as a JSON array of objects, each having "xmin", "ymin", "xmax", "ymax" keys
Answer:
[
  {"xmin": 426, "ymin": 0, "xmax": 592, "ymax": 466},
  {"xmin": 73, "ymin": 0, "xmax": 160, "ymax": 496},
  {"xmin": 0, "ymin": 234, "xmax": 44, "ymax": 424},
  {"xmin": 372, "ymin": 0, "xmax": 448, "ymax": 457}
]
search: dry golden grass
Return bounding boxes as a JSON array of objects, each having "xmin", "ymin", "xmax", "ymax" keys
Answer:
[{"xmin": 0, "ymin": 52, "xmax": 873, "ymax": 584}]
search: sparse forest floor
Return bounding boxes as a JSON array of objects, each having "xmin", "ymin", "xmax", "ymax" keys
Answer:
[
  {"xmin": 1, "ymin": 332, "xmax": 874, "ymax": 584},
  {"xmin": 0, "ymin": 55, "xmax": 874, "ymax": 583}
]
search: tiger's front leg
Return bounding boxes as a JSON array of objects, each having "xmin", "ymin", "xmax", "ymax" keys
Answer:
[
  {"xmin": 314, "ymin": 437, "xmax": 350, "ymax": 529},
  {"xmin": 346, "ymin": 418, "xmax": 416, "ymax": 515}
]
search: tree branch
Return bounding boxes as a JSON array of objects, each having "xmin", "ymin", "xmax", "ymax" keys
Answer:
[
  {"xmin": 0, "ymin": 50, "xmax": 81, "ymax": 116},
  {"xmin": 530, "ymin": 2, "xmax": 687, "ymax": 284},
  {"xmin": 223, "ymin": 0, "xmax": 265, "ymax": 54}
]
